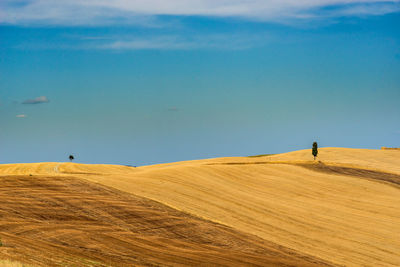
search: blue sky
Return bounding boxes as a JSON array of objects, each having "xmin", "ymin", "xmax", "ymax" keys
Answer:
[{"xmin": 1, "ymin": 1, "xmax": 399, "ymax": 165}]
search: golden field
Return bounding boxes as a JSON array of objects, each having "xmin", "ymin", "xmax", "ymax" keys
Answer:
[{"xmin": 0, "ymin": 147, "xmax": 399, "ymax": 266}]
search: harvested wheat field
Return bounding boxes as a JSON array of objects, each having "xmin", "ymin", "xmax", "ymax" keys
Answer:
[{"xmin": 1, "ymin": 147, "xmax": 400, "ymax": 266}]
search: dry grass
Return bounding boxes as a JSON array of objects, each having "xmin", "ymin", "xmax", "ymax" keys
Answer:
[
  {"xmin": 1, "ymin": 147, "xmax": 399, "ymax": 266},
  {"xmin": 295, "ymin": 161, "xmax": 400, "ymax": 187},
  {"xmin": 0, "ymin": 175, "xmax": 328, "ymax": 266},
  {"xmin": 0, "ymin": 260, "xmax": 35, "ymax": 267}
]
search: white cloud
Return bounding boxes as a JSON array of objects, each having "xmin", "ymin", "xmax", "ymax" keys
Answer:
[
  {"xmin": 22, "ymin": 96, "xmax": 50, "ymax": 104},
  {"xmin": 16, "ymin": 32, "xmax": 270, "ymax": 50},
  {"xmin": 16, "ymin": 114, "xmax": 27, "ymax": 118},
  {"xmin": 97, "ymin": 33, "xmax": 268, "ymax": 50},
  {"xmin": 1, "ymin": 0, "xmax": 398, "ymax": 25}
]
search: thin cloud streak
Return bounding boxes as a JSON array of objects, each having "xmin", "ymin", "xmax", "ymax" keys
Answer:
[
  {"xmin": 168, "ymin": 107, "xmax": 179, "ymax": 112},
  {"xmin": 1, "ymin": 0, "xmax": 399, "ymax": 26},
  {"xmin": 14, "ymin": 33, "xmax": 271, "ymax": 51},
  {"xmin": 22, "ymin": 96, "xmax": 50, "ymax": 104},
  {"xmin": 96, "ymin": 33, "xmax": 271, "ymax": 50}
]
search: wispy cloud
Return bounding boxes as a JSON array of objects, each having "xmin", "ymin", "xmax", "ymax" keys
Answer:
[
  {"xmin": 22, "ymin": 96, "xmax": 50, "ymax": 104},
  {"xmin": 13, "ymin": 32, "xmax": 271, "ymax": 51},
  {"xmin": 167, "ymin": 107, "xmax": 179, "ymax": 112},
  {"xmin": 16, "ymin": 114, "xmax": 27, "ymax": 118},
  {"xmin": 1, "ymin": 1, "xmax": 398, "ymax": 26},
  {"xmin": 97, "ymin": 33, "xmax": 269, "ymax": 50},
  {"xmin": 0, "ymin": 1, "xmax": 160, "ymax": 27}
]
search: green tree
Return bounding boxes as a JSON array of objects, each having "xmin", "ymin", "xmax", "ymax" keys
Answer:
[
  {"xmin": 69, "ymin": 155, "xmax": 74, "ymax": 162},
  {"xmin": 312, "ymin": 142, "xmax": 318, "ymax": 160}
]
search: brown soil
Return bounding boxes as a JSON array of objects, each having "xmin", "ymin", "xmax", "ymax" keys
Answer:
[{"xmin": 0, "ymin": 175, "xmax": 331, "ymax": 267}]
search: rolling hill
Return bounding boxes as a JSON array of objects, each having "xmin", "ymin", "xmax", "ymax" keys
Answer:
[{"xmin": 1, "ymin": 147, "xmax": 399, "ymax": 266}]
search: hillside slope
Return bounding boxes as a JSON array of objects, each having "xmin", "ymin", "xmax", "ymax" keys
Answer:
[
  {"xmin": 1, "ymin": 147, "xmax": 399, "ymax": 266},
  {"xmin": 0, "ymin": 175, "xmax": 328, "ymax": 267}
]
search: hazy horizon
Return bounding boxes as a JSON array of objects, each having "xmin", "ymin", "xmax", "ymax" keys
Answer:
[{"xmin": 1, "ymin": 1, "xmax": 399, "ymax": 166}]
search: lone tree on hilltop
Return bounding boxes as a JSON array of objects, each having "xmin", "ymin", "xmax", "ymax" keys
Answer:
[
  {"xmin": 69, "ymin": 155, "xmax": 74, "ymax": 162},
  {"xmin": 312, "ymin": 142, "xmax": 318, "ymax": 160}
]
